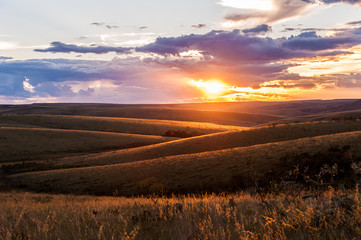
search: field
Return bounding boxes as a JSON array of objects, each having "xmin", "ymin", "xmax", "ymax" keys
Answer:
[
  {"xmin": 2, "ymin": 100, "xmax": 361, "ymax": 239},
  {"xmin": 0, "ymin": 127, "xmax": 175, "ymax": 163},
  {"xmin": 2, "ymin": 190, "xmax": 361, "ymax": 240}
]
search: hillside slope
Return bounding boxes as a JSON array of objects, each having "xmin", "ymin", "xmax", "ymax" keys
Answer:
[
  {"xmin": 0, "ymin": 114, "xmax": 243, "ymax": 136},
  {"xmin": 45, "ymin": 120, "xmax": 361, "ymax": 169},
  {"xmin": 0, "ymin": 127, "xmax": 174, "ymax": 163},
  {"xmin": 0, "ymin": 104, "xmax": 283, "ymax": 127},
  {"xmin": 9, "ymin": 131, "xmax": 361, "ymax": 195}
]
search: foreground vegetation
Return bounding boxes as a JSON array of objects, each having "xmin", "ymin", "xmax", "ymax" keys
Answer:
[{"xmin": 1, "ymin": 189, "xmax": 361, "ymax": 240}]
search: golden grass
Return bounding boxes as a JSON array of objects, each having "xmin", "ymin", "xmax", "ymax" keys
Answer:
[
  {"xmin": 46, "ymin": 120, "xmax": 361, "ymax": 169},
  {"xmin": 274, "ymin": 109, "xmax": 361, "ymax": 124},
  {"xmin": 9, "ymin": 131, "xmax": 361, "ymax": 196},
  {"xmin": 1, "ymin": 190, "xmax": 361, "ymax": 240},
  {"xmin": 0, "ymin": 114, "xmax": 243, "ymax": 136},
  {"xmin": 0, "ymin": 103, "xmax": 284, "ymax": 126},
  {"xmin": 0, "ymin": 127, "xmax": 174, "ymax": 163}
]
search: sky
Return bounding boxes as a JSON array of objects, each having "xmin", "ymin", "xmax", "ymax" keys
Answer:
[{"xmin": 1, "ymin": 0, "xmax": 361, "ymax": 104}]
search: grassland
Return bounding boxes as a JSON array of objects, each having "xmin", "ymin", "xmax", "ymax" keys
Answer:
[
  {"xmin": 2, "ymin": 102, "xmax": 361, "ymax": 239},
  {"xmin": 38, "ymin": 120, "xmax": 361, "ymax": 170},
  {"xmin": 0, "ymin": 114, "xmax": 242, "ymax": 136},
  {"xmin": 0, "ymin": 127, "xmax": 175, "ymax": 163},
  {"xmin": 2, "ymin": 190, "xmax": 361, "ymax": 240},
  {"xmin": 8, "ymin": 130, "xmax": 361, "ymax": 195},
  {"xmin": 0, "ymin": 104, "xmax": 284, "ymax": 127}
]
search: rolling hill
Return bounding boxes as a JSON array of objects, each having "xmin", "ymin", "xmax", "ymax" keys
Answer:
[
  {"xmin": 40, "ymin": 120, "xmax": 361, "ymax": 169},
  {"xmin": 0, "ymin": 114, "xmax": 243, "ymax": 136},
  {"xmin": 9, "ymin": 131, "xmax": 361, "ymax": 196},
  {"xmin": 0, "ymin": 127, "xmax": 175, "ymax": 163}
]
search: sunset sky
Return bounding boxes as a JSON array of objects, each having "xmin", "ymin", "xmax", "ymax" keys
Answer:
[{"xmin": 1, "ymin": 0, "xmax": 361, "ymax": 104}]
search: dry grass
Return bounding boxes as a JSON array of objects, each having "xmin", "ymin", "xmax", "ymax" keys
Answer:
[
  {"xmin": 9, "ymin": 131, "xmax": 361, "ymax": 196},
  {"xmin": 1, "ymin": 190, "xmax": 361, "ymax": 240},
  {"xmin": 0, "ymin": 114, "xmax": 244, "ymax": 136},
  {"xmin": 0, "ymin": 103, "xmax": 284, "ymax": 126},
  {"xmin": 0, "ymin": 127, "xmax": 174, "ymax": 163},
  {"xmin": 272, "ymin": 109, "xmax": 361, "ymax": 124},
  {"xmin": 45, "ymin": 120, "xmax": 361, "ymax": 169}
]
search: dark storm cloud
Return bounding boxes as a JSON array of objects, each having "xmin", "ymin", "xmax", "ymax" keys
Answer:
[
  {"xmin": 34, "ymin": 42, "xmax": 132, "ymax": 54},
  {"xmin": 243, "ymin": 24, "xmax": 272, "ymax": 34}
]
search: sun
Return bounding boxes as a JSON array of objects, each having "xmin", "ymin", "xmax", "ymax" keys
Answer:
[{"xmin": 190, "ymin": 79, "xmax": 228, "ymax": 96}]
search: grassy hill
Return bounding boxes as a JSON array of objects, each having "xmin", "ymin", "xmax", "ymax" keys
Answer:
[
  {"xmin": 270, "ymin": 109, "xmax": 361, "ymax": 124},
  {"xmin": 0, "ymin": 104, "xmax": 283, "ymax": 127},
  {"xmin": 2, "ymin": 99, "xmax": 361, "ymax": 119},
  {"xmin": 8, "ymin": 131, "xmax": 361, "ymax": 195},
  {"xmin": 0, "ymin": 127, "xmax": 175, "ymax": 163},
  {"xmin": 0, "ymin": 114, "xmax": 243, "ymax": 136},
  {"xmin": 39, "ymin": 120, "xmax": 361, "ymax": 170}
]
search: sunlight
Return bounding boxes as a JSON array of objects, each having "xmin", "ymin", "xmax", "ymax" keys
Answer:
[
  {"xmin": 188, "ymin": 78, "xmax": 306, "ymax": 102},
  {"xmin": 218, "ymin": 0, "xmax": 274, "ymax": 11},
  {"xmin": 0, "ymin": 41, "xmax": 16, "ymax": 50},
  {"xmin": 288, "ymin": 46, "xmax": 361, "ymax": 77},
  {"xmin": 190, "ymin": 80, "xmax": 228, "ymax": 95},
  {"xmin": 179, "ymin": 50, "xmax": 203, "ymax": 58}
]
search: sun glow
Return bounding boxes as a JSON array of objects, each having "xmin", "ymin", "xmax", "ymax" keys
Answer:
[
  {"xmin": 190, "ymin": 80, "xmax": 228, "ymax": 95},
  {"xmin": 218, "ymin": 0, "xmax": 274, "ymax": 11},
  {"xmin": 188, "ymin": 78, "xmax": 306, "ymax": 102}
]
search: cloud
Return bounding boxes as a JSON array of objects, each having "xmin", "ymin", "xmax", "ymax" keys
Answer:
[
  {"xmin": 224, "ymin": 0, "xmax": 311, "ymax": 24},
  {"xmin": 224, "ymin": 12, "xmax": 265, "ymax": 21},
  {"xmin": 134, "ymin": 27, "xmax": 361, "ymax": 89},
  {"xmin": 91, "ymin": 22, "xmax": 119, "ymax": 29},
  {"xmin": 0, "ymin": 57, "xmax": 197, "ymax": 103},
  {"xmin": 223, "ymin": 0, "xmax": 361, "ymax": 24},
  {"xmin": 34, "ymin": 42, "xmax": 132, "ymax": 54},
  {"xmin": 347, "ymin": 20, "xmax": 361, "ymax": 25},
  {"xmin": 243, "ymin": 24, "xmax": 272, "ymax": 34},
  {"xmin": 319, "ymin": 0, "xmax": 361, "ymax": 4},
  {"xmin": 3, "ymin": 25, "xmax": 361, "ymax": 103},
  {"xmin": 136, "ymin": 28, "xmax": 361, "ymax": 62},
  {"xmin": 282, "ymin": 27, "xmax": 347, "ymax": 32},
  {"xmin": 283, "ymin": 31, "xmax": 361, "ymax": 51},
  {"xmin": 23, "ymin": 77, "xmax": 35, "ymax": 93},
  {"xmin": 192, "ymin": 24, "xmax": 207, "ymax": 29},
  {"xmin": 91, "ymin": 22, "xmax": 105, "ymax": 26},
  {"xmin": 0, "ymin": 56, "xmax": 13, "ymax": 60},
  {"xmin": 136, "ymin": 30, "xmax": 298, "ymax": 61}
]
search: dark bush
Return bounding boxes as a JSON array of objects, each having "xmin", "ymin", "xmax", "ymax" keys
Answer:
[{"xmin": 163, "ymin": 130, "xmax": 203, "ymax": 138}]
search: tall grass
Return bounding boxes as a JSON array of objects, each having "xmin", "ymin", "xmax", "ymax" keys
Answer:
[{"xmin": 1, "ymin": 190, "xmax": 361, "ymax": 240}]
